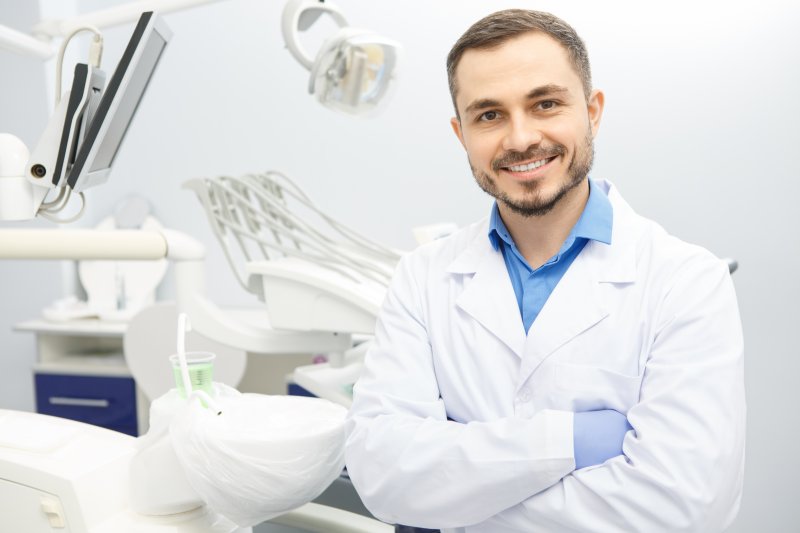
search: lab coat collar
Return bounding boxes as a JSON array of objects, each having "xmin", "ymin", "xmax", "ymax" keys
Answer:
[
  {"xmin": 452, "ymin": 228, "xmax": 527, "ymax": 357},
  {"xmin": 447, "ymin": 180, "xmax": 640, "ymax": 360}
]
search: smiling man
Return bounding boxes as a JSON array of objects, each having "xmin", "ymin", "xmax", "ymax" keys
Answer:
[{"xmin": 345, "ymin": 9, "xmax": 745, "ymax": 533}]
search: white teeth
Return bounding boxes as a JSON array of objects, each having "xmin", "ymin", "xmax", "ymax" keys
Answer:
[{"xmin": 508, "ymin": 158, "xmax": 551, "ymax": 172}]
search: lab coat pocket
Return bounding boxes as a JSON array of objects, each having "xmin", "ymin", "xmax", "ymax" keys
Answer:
[{"xmin": 554, "ymin": 363, "xmax": 642, "ymax": 414}]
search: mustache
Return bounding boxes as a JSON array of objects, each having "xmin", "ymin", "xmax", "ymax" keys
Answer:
[{"xmin": 492, "ymin": 144, "xmax": 566, "ymax": 172}]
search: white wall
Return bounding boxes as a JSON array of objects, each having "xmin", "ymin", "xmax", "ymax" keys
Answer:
[
  {"xmin": 1, "ymin": 0, "xmax": 797, "ymax": 530},
  {"xmin": 0, "ymin": 0, "xmax": 61, "ymax": 412}
]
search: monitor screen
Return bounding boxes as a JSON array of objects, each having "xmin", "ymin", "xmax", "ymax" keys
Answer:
[{"xmin": 67, "ymin": 11, "xmax": 171, "ymax": 192}]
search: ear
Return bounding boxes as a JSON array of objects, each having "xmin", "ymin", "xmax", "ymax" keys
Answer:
[
  {"xmin": 587, "ymin": 89, "xmax": 605, "ymax": 138},
  {"xmin": 450, "ymin": 116, "xmax": 466, "ymax": 149}
]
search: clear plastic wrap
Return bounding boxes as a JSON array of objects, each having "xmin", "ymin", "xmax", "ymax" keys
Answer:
[{"xmin": 169, "ymin": 389, "xmax": 348, "ymax": 527}]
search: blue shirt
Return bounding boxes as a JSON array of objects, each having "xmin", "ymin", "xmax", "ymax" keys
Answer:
[{"xmin": 488, "ymin": 180, "xmax": 613, "ymax": 333}]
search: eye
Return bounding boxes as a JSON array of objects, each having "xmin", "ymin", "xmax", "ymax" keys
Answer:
[
  {"xmin": 478, "ymin": 110, "xmax": 500, "ymax": 122},
  {"xmin": 538, "ymin": 100, "xmax": 558, "ymax": 111}
]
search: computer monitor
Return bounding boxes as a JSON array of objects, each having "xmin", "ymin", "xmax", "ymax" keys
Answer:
[{"xmin": 67, "ymin": 11, "xmax": 171, "ymax": 193}]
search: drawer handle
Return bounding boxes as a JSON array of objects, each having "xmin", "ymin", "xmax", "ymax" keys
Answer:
[{"xmin": 49, "ymin": 397, "xmax": 110, "ymax": 408}]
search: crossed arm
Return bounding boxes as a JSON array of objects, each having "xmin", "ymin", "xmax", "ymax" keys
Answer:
[{"xmin": 345, "ymin": 255, "xmax": 744, "ymax": 532}]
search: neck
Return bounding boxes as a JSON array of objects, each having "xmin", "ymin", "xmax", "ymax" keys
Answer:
[{"xmin": 498, "ymin": 179, "xmax": 590, "ymax": 269}]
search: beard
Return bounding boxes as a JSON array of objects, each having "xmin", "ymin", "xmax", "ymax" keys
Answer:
[{"xmin": 471, "ymin": 131, "xmax": 595, "ymax": 218}]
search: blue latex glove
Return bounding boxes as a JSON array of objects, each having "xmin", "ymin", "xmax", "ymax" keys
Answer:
[{"xmin": 573, "ymin": 410, "xmax": 632, "ymax": 469}]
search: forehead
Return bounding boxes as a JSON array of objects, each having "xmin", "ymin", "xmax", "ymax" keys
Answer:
[{"xmin": 454, "ymin": 31, "xmax": 582, "ymax": 111}]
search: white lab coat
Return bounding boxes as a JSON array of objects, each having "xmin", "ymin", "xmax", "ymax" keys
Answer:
[{"xmin": 345, "ymin": 180, "xmax": 745, "ymax": 533}]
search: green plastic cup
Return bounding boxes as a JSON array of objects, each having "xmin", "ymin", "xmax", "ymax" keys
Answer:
[{"xmin": 169, "ymin": 351, "xmax": 215, "ymax": 399}]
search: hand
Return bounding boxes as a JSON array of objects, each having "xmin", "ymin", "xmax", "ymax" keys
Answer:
[{"xmin": 573, "ymin": 409, "xmax": 632, "ymax": 469}]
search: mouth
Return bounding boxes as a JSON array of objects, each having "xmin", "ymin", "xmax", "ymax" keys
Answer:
[{"xmin": 500, "ymin": 156, "xmax": 557, "ymax": 179}]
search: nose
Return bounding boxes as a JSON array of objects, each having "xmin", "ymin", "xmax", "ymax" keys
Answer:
[{"xmin": 502, "ymin": 112, "xmax": 543, "ymax": 153}]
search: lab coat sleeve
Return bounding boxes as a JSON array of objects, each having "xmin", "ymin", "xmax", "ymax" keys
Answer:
[
  {"xmin": 478, "ymin": 256, "xmax": 746, "ymax": 533},
  {"xmin": 345, "ymin": 254, "xmax": 575, "ymax": 529}
]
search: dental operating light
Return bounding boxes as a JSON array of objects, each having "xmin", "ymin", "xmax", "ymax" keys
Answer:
[{"xmin": 282, "ymin": 0, "xmax": 401, "ymax": 115}]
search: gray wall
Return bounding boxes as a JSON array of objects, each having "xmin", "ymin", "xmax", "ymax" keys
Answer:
[{"xmin": 1, "ymin": 0, "xmax": 797, "ymax": 531}]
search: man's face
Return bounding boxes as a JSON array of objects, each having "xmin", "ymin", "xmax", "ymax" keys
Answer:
[{"xmin": 451, "ymin": 32, "xmax": 604, "ymax": 217}]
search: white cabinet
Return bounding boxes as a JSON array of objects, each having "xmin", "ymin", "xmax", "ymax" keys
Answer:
[{"xmin": 14, "ymin": 319, "xmax": 149, "ymax": 436}]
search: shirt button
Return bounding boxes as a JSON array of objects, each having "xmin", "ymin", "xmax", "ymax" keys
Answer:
[{"xmin": 520, "ymin": 390, "xmax": 531, "ymax": 402}]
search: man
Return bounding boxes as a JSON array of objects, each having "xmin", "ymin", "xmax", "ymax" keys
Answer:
[{"xmin": 345, "ymin": 9, "xmax": 745, "ymax": 533}]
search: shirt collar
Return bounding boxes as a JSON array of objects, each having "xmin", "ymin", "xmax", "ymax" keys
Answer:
[
  {"xmin": 572, "ymin": 178, "xmax": 613, "ymax": 245},
  {"xmin": 487, "ymin": 178, "xmax": 613, "ymax": 251},
  {"xmin": 488, "ymin": 202, "xmax": 515, "ymax": 251}
]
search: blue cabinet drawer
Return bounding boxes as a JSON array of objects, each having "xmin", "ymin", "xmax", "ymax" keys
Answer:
[{"xmin": 34, "ymin": 373, "xmax": 138, "ymax": 436}]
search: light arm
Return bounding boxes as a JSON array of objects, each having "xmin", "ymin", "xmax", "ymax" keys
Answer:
[
  {"xmin": 31, "ymin": 0, "xmax": 218, "ymax": 40},
  {"xmin": 0, "ymin": 23, "xmax": 53, "ymax": 58}
]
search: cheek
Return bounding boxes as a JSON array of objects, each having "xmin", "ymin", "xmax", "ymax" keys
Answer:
[
  {"xmin": 463, "ymin": 132, "xmax": 499, "ymax": 165},
  {"xmin": 547, "ymin": 121, "xmax": 585, "ymax": 149}
]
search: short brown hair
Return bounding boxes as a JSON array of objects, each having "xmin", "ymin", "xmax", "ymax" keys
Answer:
[{"xmin": 447, "ymin": 9, "xmax": 592, "ymax": 116}]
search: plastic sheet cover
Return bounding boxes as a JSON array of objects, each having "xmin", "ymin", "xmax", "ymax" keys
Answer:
[{"xmin": 170, "ymin": 389, "xmax": 347, "ymax": 526}]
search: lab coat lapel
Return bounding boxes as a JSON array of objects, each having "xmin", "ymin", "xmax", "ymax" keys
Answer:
[
  {"xmin": 448, "ymin": 227, "xmax": 526, "ymax": 358},
  {"xmin": 518, "ymin": 182, "xmax": 640, "ymax": 383},
  {"xmin": 518, "ymin": 243, "xmax": 609, "ymax": 381}
]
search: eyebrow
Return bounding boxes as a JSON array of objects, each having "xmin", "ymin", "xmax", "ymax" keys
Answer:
[
  {"xmin": 464, "ymin": 98, "xmax": 502, "ymax": 116},
  {"xmin": 527, "ymin": 84, "xmax": 570, "ymax": 99},
  {"xmin": 463, "ymin": 84, "xmax": 571, "ymax": 116}
]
